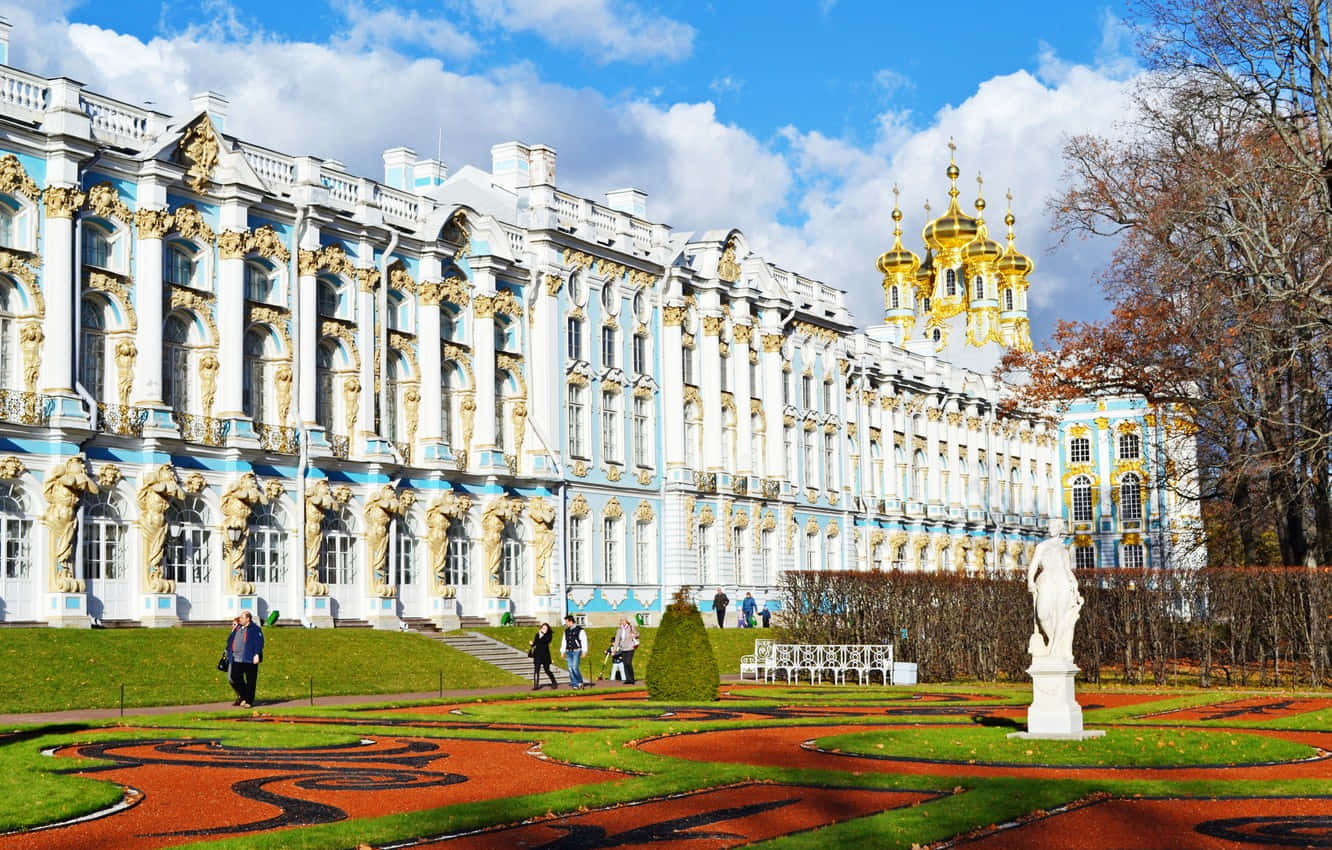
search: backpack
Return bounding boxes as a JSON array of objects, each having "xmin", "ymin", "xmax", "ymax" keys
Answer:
[{"xmin": 564, "ymin": 625, "xmax": 582, "ymax": 652}]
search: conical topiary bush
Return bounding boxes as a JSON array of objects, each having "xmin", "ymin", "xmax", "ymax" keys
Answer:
[{"xmin": 645, "ymin": 585, "xmax": 720, "ymax": 701}]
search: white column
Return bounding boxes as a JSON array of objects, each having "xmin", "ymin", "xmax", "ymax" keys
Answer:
[
  {"xmin": 357, "ymin": 278, "xmax": 376, "ymax": 442},
  {"xmin": 216, "ymin": 206, "xmax": 248, "ymax": 420},
  {"xmin": 418, "ymin": 299, "xmax": 442, "ymax": 443},
  {"xmin": 662, "ymin": 306, "xmax": 684, "ymax": 466},
  {"xmin": 40, "ymin": 207, "xmax": 75, "ymax": 394},
  {"xmin": 1096, "ymin": 417, "xmax": 1113, "ymax": 518},
  {"xmin": 761, "ymin": 328, "xmax": 785, "ymax": 478},
  {"xmin": 298, "ymin": 230, "xmax": 320, "ymax": 428},
  {"xmin": 132, "ymin": 217, "xmax": 166, "ymax": 404},
  {"xmin": 926, "ymin": 407, "xmax": 942, "ymax": 504},
  {"xmin": 471, "ymin": 270, "xmax": 497, "ymax": 452},
  {"xmin": 734, "ymin": 325, "xmax": 753, "ymax": 475},
  {"xmin": 530, "ymin": 271, "xmax": 559, "ymax": 470},
  {"xmin": 856, "ymin": 387, "xmax": 871, "ymax": 502},
  {"xmin": 700, "ymin": 314, "xmax": 722, "ymax": 471}
]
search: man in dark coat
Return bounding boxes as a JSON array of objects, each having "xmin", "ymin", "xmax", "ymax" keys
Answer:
[{"xmin": 712, "ymin": 587, "xmax": 729, "ymax": 629}]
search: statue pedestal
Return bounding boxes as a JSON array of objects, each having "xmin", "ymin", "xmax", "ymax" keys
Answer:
[
  {"xmin": 364, "ymin": 596, "xmax": 400, "ymax": 630},
  {"xmin": 140, "ymin": 593, "xmax": 179, "ymax": 627},
  {"xmin": 46, "ymin": 592, "xmax": 91, "ymax": 628},
  {"xmin": 484, "ymin": 595, "xmax": 512, "ymax": 626},
  {"xmin": 1009, "ymin": 657, "xmax": 1105, "ymax": 741},
  {"xmin": 224, "ymin": 595, "xmax": 259, "ymax": 618},
  {"xmin": 303, "ymin": 595, "xmax": 335, "ymax": 629},
  {"xmin": 430, "ymin": 596, "xmax": 460, "ymax": 631}
]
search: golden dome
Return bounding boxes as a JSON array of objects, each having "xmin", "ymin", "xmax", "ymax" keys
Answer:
[
  {"xmin": 876, "ymin": 193, "xmax": 920, "ymax": 277},
  {"xmin": 962, "ymin": 180, "xmax": 1002, "ymax": 264},
  {"xmin": 996, "ymin": 200, "xmax": 1034, "ymax": 278},
  {"xmin": 922, "ymin": 142, "xmax": 978, "ymax": 252}
]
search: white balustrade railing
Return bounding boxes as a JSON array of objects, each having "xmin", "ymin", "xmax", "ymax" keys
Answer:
[
  {"xmin": 504, "ymin": 225, "xmax": 525, "ymax": 259},
  {"xmin": 590, "ymin": 207, "xmax": 616, "ymax": 233},
  {"xmin": 554, "ymin": 193, "xmax": 581, "ymax": 221},
  {"xmin": 0, "ymin": 67, "xmax": 48, "ymax": 116},
  {"xmin": 320, "ymin": 168, "xmax": 360, "ymax": 205},
  {"xmin": 239, "ymin": 143, "xmax": 296, "ymax": 189},
  {"xmin": 80, "ymin": 91, "xmax": 158, "ymax": 145},
  {"xmin": 376, "ymin": 184, "xmax": 422, "ymax": 222}
]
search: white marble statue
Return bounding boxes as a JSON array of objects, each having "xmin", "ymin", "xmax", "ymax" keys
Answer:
[{"xmin": 1026, "ymin": 517, "xmax": 1082, "ymax": 661}]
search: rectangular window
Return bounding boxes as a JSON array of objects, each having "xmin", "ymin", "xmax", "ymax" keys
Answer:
[
  {"xmin": 760, "ymin": 529, "xmax": 774, "ymax": 584},
  {"xmin": 634, "ymin": 521, "xmax": 651, "ymax": 584},
  {"xmin": 802, "ymin": 375, "xmax": 813, "ymax": 409},
  {"xmin": 632, "ymin": 396, "xmax": 650, "ymax": 467},
  {"xmin": 696, "ymin": 525, "xmax": 711, "ymax": 585},
  {"xmin": 782, "ymin": 371, "xmax": 791, "ymax": 406},
  {"xmin": 822, "ymin": 381, "xmax": 833, "ymax": 412},
  {"xmin": 568, "ymin": 517, "xmax": 586, "ymax": 583},
  {"xmin": 1122, "ymin": 543, "xmax": 1144, "ymax": 569},
  {"xmin": 603, "ymin": 519, "xmax": 620, "ymax": 583},
  {"xmin": 802, "ymin": 431, "xmax": 815, "ymax": 488},
  {"xmin": 567, "ymin": 318, "xmax": 583, "ymax": 361},
  {"xmin": 823, "ymin": 433, "xmax": 835, "ymax": 491},
  {"xmin": 682, "ymin": 346, "xmax": 695, "ymax": 385},
  {"xmin": 749, "ymin": 359, "xmax": 759, "ymax": 396},
  {"xmin": 601, "ymin": 327, "xmax": 617, "ymax": 368},
  {"xmin": 1074, "ymin": 546, "xmax": 1096, "ymax": 569},
  {"xmin": 601, "ymin": 392, "xmax": 620, "ymax": 463},
  {"xmin": 732, "ymin": 528, "xmax": 747, "ymax": 585},
  {"xmin": 79, "ymin": 332, "xmax": 105, "ymax": 401},
  {"xmin": 784, "ymin": 427, "xmax": 795, "ymax": 480},
  {"xmin": 1070, "ymin": 437, "xmax": 1091, "ymax": 464},
  {"xmin": 244, "ymin": 266, "xmax": 271, "ymax": 302},
  {"xmin": 567, "ymin": 385, "xmax": 586, "ymax": 458},
  {"xmin": 632, "ymin": 334, "xmax": 646, "ymax": 374}
]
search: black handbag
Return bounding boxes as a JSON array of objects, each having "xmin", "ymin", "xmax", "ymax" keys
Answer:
[{"xmin": 216, "ymin": 653, "xmax": 229, "ymax": 672}]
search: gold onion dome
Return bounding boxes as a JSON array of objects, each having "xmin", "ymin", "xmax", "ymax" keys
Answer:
[
  {"xmin": 922, "ymin": 141, "xmax": 979, "ymax": 252},
  {"xmin": 876, "ymin": 190, "xmax": 920, "ymax": 277},
  {"xmin": 996, "ymin": 194, "xmax": 1034, "ymax": 277},
  {"xmin": 962, "ymin": 177, "xmax": 1003, "ymax": 264}
]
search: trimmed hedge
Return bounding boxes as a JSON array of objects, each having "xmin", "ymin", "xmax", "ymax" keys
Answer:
[
  {"xmin": 645, "ymin": 586, "xmax": 720, "ymax": 701},
  {"xmin": 780, "ymin": 566, "xmax": 1332, "ymax": 688}
]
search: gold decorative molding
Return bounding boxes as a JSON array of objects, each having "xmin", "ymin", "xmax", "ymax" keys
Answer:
[
  {"xmin": 633, "ymin": 500, "xmax": 655, "ymax": 523},
  {"xmin": 792, "ymin": 320, "xmax": 838, "ymax": 344},
  {"xmin": 219, "ymin": 472, "xmax": 264, "ymax": 595},
  {"xmin": 20, "ymin": 322, "xmax": 41, "ymax": 393},
  {"xmin": 96, "ymin": 463, "xmax": 122, "ymax": 492},
  {"xmin": 170, "ymin": 204, "xmax": 215, "ymax": 243},
  {"xmin": 388, "ymin": 259, "xmax": 415, "ymax": 294},
  {"xmin": 603, "ymin": 497, "xmax": 624, "ymax": 521},
  {"xmin": 544, "ymin": 273, "xmax": 563, "ymax": 297},
  {"xmin": 218, "ymin": 229, "xmax": 247, "ymax": 260},
  {"xmin": 698, "ymin": 504, "xmax": 715, "ymax": 527},
  {"xmin": 134, "ymin": 208, "xmax": 173, "ymax": 239},
  {"xmin": 702, "ymin": 315, "xmax": 724, "ymax": 336},
  {"xmin": 114, "ymin": 338, "xmax": 136, "ymax": 407},
  {"xmin": 299, "ymin": 243, "xmax": 354, "ymax": 278},
  {"xmin": 42, "ymin": 185, "xmax": 85, "ymax": 219},
  {"xmin": 356, "ymin": 266, "xmax": 381, "ymax": 293},
  {"xmin": 627, "ymin": 269, "xmax": 655, "ymax": 289},
  {"xmin": 137, "ymin": 464, "xmax": 183, "ymax": 594},
  {"xmin": 684, "ymin": 495, "xmax": 696, "ymax": 548},
  {"xmin": 597, "ymin": 257, "xmax": 626, "ymax": 280},
  {"xmin": 177, "ymin": 116, "xmax": 219, "ymax": 195},
  {"xmin": 662, "ymin": 305, "xmax": 686, "ymax": 327},
  {"xmin": 249, "ymin": 305, "xmax": 293, "ymax": 352},
  {"xmin": 363, "ymin": 485, "xmax": 401, "ymax": 598},
  {"xmin": 606, "ymin": 464, "xmax": 622, "ymax": 482},
  {"xmin": 473, "ymin": 294, "xmax": 496, "ymax": 319},
  {"xmin": 320, "ymin": 319, "xmax": 361, "ymax": 370},
  {"xmin": 481, "ymin": 496, "xmax": 525, "ymax": 597},
  {"xmin": 0, "ymin": 456, "xmax": 24, "ymax": 479},
  {"xmin": 85, "ymin": 183, "xmax": 132, "ymax": 224},
  {"xmin": 167, "ymin": 285, "xmax": 217, "ymax": 339},
  {"xmin": 732, "ymin": 324, "xmax": 753, "ymax": 345},
  {"xmin": 827, "ymin": 520, "xmax": 840, "ymax": 539},
  {"xmin": 805, "ymin": 516, "xmax": 819, "ymax": 536},
  {"xmin": 0, "ymin": 154, "xmax": 39, "ymax": 201},
  {"xmin": 563, "ymin": 248, "xmax": 595, "ymax": 271},
  {"xmin": 637, "ymin": 469, "xmax": 652, "ymax": 485},
  {"xmin": 571, "ymin": 459, "xmax": 588, "ymax": 477},
  {"xmin": 717, "ymin": 236, "xmax": 740, "ymax": 282},
  {"xmin": 89, "ymin": 271, "xmax": 137, "ymax": 331},
  {"xmin": 44, "ymin": 456, "xmax": 96, "ymax": 592},
  {"xmin": 528, "ymin": 495, "xmax": 556, "ymax": 596}
]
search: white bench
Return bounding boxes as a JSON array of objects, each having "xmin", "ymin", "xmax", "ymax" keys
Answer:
[{"xmin": 751, "ymin": 642, "xmax": 896, "ymax": 685}]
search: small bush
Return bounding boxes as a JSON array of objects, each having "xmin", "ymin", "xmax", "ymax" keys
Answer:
[{"xmin": 645, "ymin": 586, "xmax": 719, "ymax": 701}]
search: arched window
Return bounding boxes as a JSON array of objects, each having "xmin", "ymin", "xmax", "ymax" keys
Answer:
[
  {"xmin": 945, "ymin": 268, "xmax": 957, "ymax": 295},
  {"xmin": 600, "ymin": 279, "xmax": 618, "ymax": 315},
  {"xmin": 940, "ymin": 546, "xmax": 952, "ymax": 572},
  {"xmin": 0, "ymin": 283, "xmax": 14, "ymax": 390},
  {"xmin": 568, "ymin": 515, "xmax": 586, "ymax": 583},
  {"xmin": 1029, "ymin": 469, "xmax": 1039, "ymax": 514},
  {"xmin": 82, "ymin": 493, "xmax": 126, "ymax": 580},
  {"xmin": 889, "ymin": 285, "xmax": 900, "ymax": 309},
  {"xmin": 1120, "ymin": 473, "xmax": 1143, "ymax": 522},
  {"xmin": 1003, "ymin": 288, "xmax": 1014, "ymax": 311},
  {"xmin": 0, "ymin": 204, "xmax": 14, "ymax": 249},
  {"xmin": 973, "ymin": 275, "xmax": 984, "ymax": 300},
  {"xmin": 602, "ymin": 517, "xmax": 622, "ymax": 583},
  {"xmin": 602, "ymin": 390, "xmax": 622, "ymax": 464},
  {"xmin": 245, "ymin": 261, "xmax": 277, "ymax": 303},
  {"xmin": 243, "ymin": 327, "xmax": 276, "ymax": 424},
  {"xmin": 316, "ymin": 344, "xmax": 336, "ymax": 432},
  {"xmin": 870, "ymin": 440, "xmax": 883, "ymax": 497},
  {"xmin": 441, "ymin": 307, "xmax": 458, "ymax": 343},
  {"xmin": 0, "ymin": 482, "xmax": 31, "ymax": 580},
  {"xmin": 494, "ymin": 373, "xmax": 508, "ymax": 454},
  {"xmin": 387, "ymin": 292, "xmax": 407, "ymax": 331},
  {"xmin": 317, "ymin": 278, "xmax": 342, "ymax": 318},
  {"xmin": 246, "ymin": 503, "xmax": 287, "ymax": 584},
  {"xmin": 441, "ymin": 365, "xmax": 455, "ymax": 446},
  {"xmin": 1071, "ymin": 475, "xmax": 1094, "ymax": 523},
  {"xmin": 1069, "ymin": 436, "xmax": 1091, "ymax": 464},
  {"xmin": 911, "ymin": 449, "xmax": 927, "ymax": 501},
  {"xmin": 445, "ymin": 518, "xmax": 470, "ymax": 585},
  {"xmin": 165, "ymin": 243, "xmax": 197, "ymax": 287},
  {"xmin": 684, "ymin": 402, "xmax": 701, "ymax": 468},
  {"xmin": 631, "ymin": 519, "xmax": 652, "ymax": 586},
  {"xmin": 320, "ymin": 508, "xmax": 356, "ymax": 585},
  {"xmin": 494, "ymin": 317, "xmax": 517, "ymax": 353},
  {"xmin": 391, "ymin": 513, "xmax": 416, "ymax": 587},
  {"xmin": 721, "ymin": 405, "xmax": 736, "ymax": 470},
  {"xmin": 938, "ymin": 452, "xmax": 949, "ymax": 503},
  {"xmin": 83, "ymin": 222, "xmax": 113, "ymax": 269},
  {"xmin": 165, "ymin": 496, "xmax": 210, "ymax": 584},
  {"xmin": 79, "ymin": 298, "xmax": 107, "ymax": 401},
  {"xmin": 1010, "ymin": 467, "xmax": 1020, "ymax": 513},
  {"xmin": 163, "ymin": 314, "xmax": 194, "ymax": 414},
  {"xmin": 1118, "ymin": 432, "xmax": 1141, "ymax": 460},
  {"xmin": 500, "ymin": 521, "xmax": 523, "ymax": 586}
]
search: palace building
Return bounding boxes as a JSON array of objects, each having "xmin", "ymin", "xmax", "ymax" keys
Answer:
[{"xmin": 0, "ymin": 31, "xmax": 1202, "ymax": 628}]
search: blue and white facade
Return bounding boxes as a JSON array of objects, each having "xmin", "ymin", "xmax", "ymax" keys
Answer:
[{"xmin": 0, "ymin": 37, "xmax": 1200, "ymax": 628}]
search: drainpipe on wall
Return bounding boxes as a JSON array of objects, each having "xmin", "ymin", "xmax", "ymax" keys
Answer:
[{"xmin": 378, "ymin": 227, "xmax": 400, "ymax": 463}]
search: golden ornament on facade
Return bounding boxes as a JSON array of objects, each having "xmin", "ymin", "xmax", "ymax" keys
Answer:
[
  {"xmin": 44, "ymin": 456, "xmax": 97, "ymax": 592},
  {"xmin": 637, "ymin": 469, "xmax": 652, "ymax": 485},
  {"xmin": 199, "ymin": 353, "xmax": 219, "ymax": 419},
  {"xmin": 247, "ymin": 225, "xmax": 291, "ymax": 263},
  {"xmin": 299, "ymin": 243, "xmax": 354, "ymax": 278},
  {"xmin": 170, "ymin": 204, "xmax": 215, "ymax": 243},
  {"xmin": 544, "ymin": 273, "xmax": 563, "ymax": 297},
  {"xmin": 717, "ymin": 236, "xmax": 741, "ymax": 282},
  {"xmin": 177, "ymin": 116, "xmax": 220, "ymax": 195},
  {"xmin": 220, "ymin": 472, "xmax": 264, "ymax": 595},
  {"xmin": 0, "ymin": 154, "xmax": 39, "ymax": 201},
  {"xmin": 20, "ymin": 322, "xmax": 42, "ymax": 393},
  {"xmin": 480, "ymin": 496, "xmax": 524, "ymax": 597},
  {"xmin": 218, "ymin": 229, "xmax": 248, "ymax": 260},
  {"xmin": 88, "ymin": 271, "xmax": 137, "ymax": 330},
  {"xmin": 697, "ymin": 504, "xmax": 715, "ymax": 527},
  {"xmin": 681, "ymin": 332, "xmax": 695, "ymax": 349},
  {"xmin": 562, "ymin": 248, "xmax": 595, "ymax": 271},
  {"xmin": 114, "ymin": 338, "xmax": 137, "ymax": 407},
  {"xmin": 0, "ymin": 456, "xmax": 24, "ymax": 480},
  {"xmin": 363, "ymin": 485, "xmax": 402, "ymax": 598},
  {"xmin": 596, "ymin": 258, "xmax": 626, "ymax": 280},
  {"xmin": 760, "ymin": 333, "xmax": 784, "ymax": 353},
  {"xmin": 42, "ymin": 185, "xmax": 85, "ymax": 219},
  {"xmin": 96, "ymin": 463, "xmax": 123, "ymax": 491},
  {"xmin": 627, "ymin": 269, "xmax": 655, "ymax": 289},
  {"xmin": 0, "ymin": 250, "xmax": 38, "ymax": 291},
  {"xmin": 606, "ymin": 464, "xmax": 622, "ymax": 481},
  {"xmin": 571, "ymin": 459, "xmax": 588, "ymax": 477},
  {"xmin": 85, "ymin": 182, "xmax": 133, "ymax": 224},
  {"xmin": 472, "ymin": 295, "xmax": 496, "ymax": 319},
  {"xmin": 134, "ymin": 208, "xmax": 173, "ymax": 239},
  {"xmin": 528, "ymin": 495, "xmax": 556, "ymax": 596},
  {"xmin": 138, "ymin": 464, "xmax": 184, "ymax": 594}
]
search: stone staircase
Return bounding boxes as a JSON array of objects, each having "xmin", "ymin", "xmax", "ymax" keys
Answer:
[{"xmin": 436, "ymin": 630, "xmax": 567, "ymax": 681}]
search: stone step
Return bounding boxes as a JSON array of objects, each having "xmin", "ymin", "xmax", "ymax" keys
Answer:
[
  {"xmin": 439, "ymin": 630, "xmax": 567, "ymax": 679},
  {"xmin": 0, "ymin": 620, "xmax": 46, "ymax": 628},
  {"xmin": 333, "ymin": 618, "xmax": 373, "ymax": 629},
  {"xmin": 93, "ymin": 619, "xmax": 143, "ymax": 629}
]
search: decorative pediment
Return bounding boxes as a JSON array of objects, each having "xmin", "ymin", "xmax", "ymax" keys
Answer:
[{"xmin": 176, "ymin": 115, "xmax": 220, "ymax": 195}]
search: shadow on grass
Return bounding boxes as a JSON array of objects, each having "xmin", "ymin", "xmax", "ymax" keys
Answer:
[{"xmin": 971, "ymin": 714, "xmax": 1022, "ymax": 730}]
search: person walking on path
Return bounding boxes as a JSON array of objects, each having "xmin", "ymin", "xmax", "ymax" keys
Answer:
[
  {"xmin": 563, "ymin": 615, "xmax": 589, "ymax": 690},
  {"xmin": 230, "ymin": 611, "xmax": 265, "ymax": 708},
  {"xmin": 712, "ymin": 588, "xmax": 730, "ymax": 628},
  {"xmin": 528, "ymin": 623, "xmax": 558, "ymax": 690},
  {"xmin": 223, "ymin": 617, "xmax": 244, "ymax": 705},
  {"xmin": 741, "ymin": 592, "xmax": 757, "ymax": 628},
  {"xmin": 610, "ymin": 616, "xmax": 640, "ymax": 685}
]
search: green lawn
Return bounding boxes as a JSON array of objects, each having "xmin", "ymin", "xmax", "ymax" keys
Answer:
[
  {"xmin": 473, "ymin": 624, "xmax": 764, "ymax": 680},
  {"xmin": 0, "ymin": 627, "xmax": 522, "ymax": 713}
]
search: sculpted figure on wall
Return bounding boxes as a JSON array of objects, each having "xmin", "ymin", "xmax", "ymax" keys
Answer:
[
  {"xmin": 115, "ymin": 339, "xmax": 137, "ymax": 408},
  {"xmin": 481, "ymin": 497, "xmax": 523, "ymax": 598},
  {"xmin": 528, "ymin": 496, "xmax": 555, "ymax": 596},
  {"xmin": 425, "ymin": 492, "xmax": 471, "ymax": 597},
  {"xmin": 363, "ymin": 485, "xmax": 400, "ymax": 598},
  {"xmin": 220, "ymin": 472, "xmax": 265, "ymax": 595},
  {"xmin": 43, "ymin": 456, "xmax": 97, "ymax": 592},
  {"xmin": 343, "ymin": 376, "xmax": 361, "ymax": 437},
  {"xmin": 274, "ymin": 364, "xmax": 293, "ymax": 424},
  {"xmin": 20, "ymin": 323, "xmax": 42, "ymax": 393},
  {"xmin": 137, "ymin": 464, "xmax": 184, "ymax": 594},
  {"xmin": 304, "ymin": 480, "xmax": 337, "ymax": 596},
  {"xmin": 1026, "ymin": 518, "xmax": 1083, "ymax": 660},
  {"xmin": 199, "ymin": 353, "xmax": 219, "ymax": 419}
]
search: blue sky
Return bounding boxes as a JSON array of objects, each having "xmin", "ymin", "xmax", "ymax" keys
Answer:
[{"xmin": 6, "ymin": 0, "xmax": 1142, "ymax": 343}]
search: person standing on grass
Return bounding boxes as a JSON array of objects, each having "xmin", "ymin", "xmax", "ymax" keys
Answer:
[
  {"xmin": 230, "ymin": 610, "xmax": 265, "ymax": 708},
  {"xmin": 712, "ymin": 587, "xmax": 729, "ymax": 629},
  {"xmin": 741, "ymin": 592, "xmax": 757, "ymax": 628},
  {"xmin": 610, "ymin": 616, "xmax": 640, "ymax": 685},
  {"xmin": 529, "ymin": 622, "xmax": 558, "ymax": 691},
  {"xmin": 224, "ymin": 617, "xmax": 244, "ymax": 705},
  {"xmin": 563, "ymin": 614, "xmax": 588, "ymax": 690}
]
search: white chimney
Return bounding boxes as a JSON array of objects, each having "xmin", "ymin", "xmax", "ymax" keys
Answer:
[
  {"xmin": 382, "ymin": 147, "xmax": 416, "ymax": 190},
  {"xmin": 189, "ymin": 91, "xmax": 229, "ymax": 132},
  {"xmin": 491, "ymin": 141, "xmax": 531, "ymax": 194},
  {"xmin": 606, "ymin": 187, "xmax": 648, "ymax": 218}
]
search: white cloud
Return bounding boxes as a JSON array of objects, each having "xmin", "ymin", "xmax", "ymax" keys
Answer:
[
  {"xmin": 708, "ymin": 74, "xmax": 743, "ymax": 96},
  {"xmin": 464, "ymin": 0, "xmax": 695, "ymax": 63},
  {"xmin": 4, "ymin": 2, "xmax": 1139, "ymax": 346},
  {"xmin": 331, "ymin": 0, "xmax": 480, "ymax": 58},
  {"xmin": 873, "ymin": 68, "xmax": 912, "ymax": 97}
]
